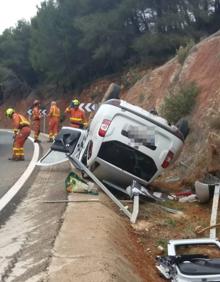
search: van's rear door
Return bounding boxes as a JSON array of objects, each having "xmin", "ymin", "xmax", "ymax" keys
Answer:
[{"xmin": 37, "ymin": 127, "xmax": 86, "ymax": 167}]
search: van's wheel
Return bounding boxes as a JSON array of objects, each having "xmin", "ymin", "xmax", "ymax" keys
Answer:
[
  {"xmin": 175, "ymin": 118, "xmax": 189, "ymax": 140},
  {"xmin": 81, "ymin": 146, "xmax": 91, "ymax": 180},
  {"xmin": 101, "ymin": 83, "xmax": 121, "ymax": 103}
]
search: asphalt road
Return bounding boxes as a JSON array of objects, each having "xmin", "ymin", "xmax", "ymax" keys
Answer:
[
  {"xmin": 0, "ymin": 132, "xmax": 68, "ymax": 281},
  {"xmin": 0, "ymin": 130, "xmax": 33, "ymax": 198}
]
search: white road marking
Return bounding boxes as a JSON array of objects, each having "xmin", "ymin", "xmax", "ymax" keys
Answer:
[{"xmin": 0, "ymin": 129, "xmax": 40, "ymax": 212}]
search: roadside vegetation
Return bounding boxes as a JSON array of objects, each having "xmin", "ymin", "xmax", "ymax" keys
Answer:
[
  {"xmin": 160, "ymin": 82, "xmax": 200, "ymax": 123},
  {"xmin": 121, "ymin": 69, "xmax": 142, "ymax": 89},
  {"xmin": 176, "ymin": 40, "xmax": 195, "ymax": 65},
  {"xmin": 0, "ymin": 0, "xmax": 220, "ymax": 97}
]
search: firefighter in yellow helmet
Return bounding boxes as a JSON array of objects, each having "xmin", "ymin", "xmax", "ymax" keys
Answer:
[
  {"xmin": 65, "ymin": 98, "xmax": 87, "ymax": 128},
  {"xmin": 5, "ymin": 108, "xmax": 31, "ymax": 161}
]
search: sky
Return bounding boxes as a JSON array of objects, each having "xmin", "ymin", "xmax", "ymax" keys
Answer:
[{"xmin": 0, "ymin": 0, "xmax": 43, "ymax": 34}]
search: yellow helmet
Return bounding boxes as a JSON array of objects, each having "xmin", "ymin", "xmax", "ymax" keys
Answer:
[
  {"xmin": 5, "ymin": 108, "xmax": 15, "ymax": 118},
  {"xmin": 72, "ymin": 98, "xmax": 80, "ymax": 106}
]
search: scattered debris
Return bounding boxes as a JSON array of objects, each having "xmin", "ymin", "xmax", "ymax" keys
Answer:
[
  {"xmin": 126, "ymin": 180, "xmax": 163, "ymax": 202},
  {"xmin": 157, "ymin": 205, "xmax": 181, "ymax": 215},
  {"xmin": 42, "ymin": 199, "xmax": 99, "ymax": 204},
  {"xmin": 195, "ymin": 180, "xmax": 212, "ymax": 203},
  {"xmin": 179, "ymin": 161, "xmax": 189, "ymax": 168},
  {"xmin": 195, "ymin": 223, "xmax": 220, "ymax": 235},
  {"xmin": 178, "ymin": 194, "xmax": 197, "ymax": 203},
  {"xmin": 156, "ymin": 245, "xmax": 164, "ymax": 255},
  {"xmin": 131, "ymin": 220, "xmax": 153, "ymax": 232},
  {"xmin": 65, "ymin": 172, "xmax": 98, "ymax": 195},
  {"xmin": 175, "ymin": 190, "xmax": 192, "ymax": 197},
  {"xmin": 165, "ymin": 176, "xmax": 180, "ymax": 183}
]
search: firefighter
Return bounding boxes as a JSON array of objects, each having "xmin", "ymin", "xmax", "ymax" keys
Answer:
[
  {"xmin": 5, "ymin": 108, "xmax": 31, "ymax": 161},
  {"xmin": 32, "ymin": 100, "xmax": 41, "ymax": 142},
  {"xmin": 48, "ymin": 101, "xmax": 61, "ymax": 142},
  {"xmin": 65, "ymin": 98, "xmax": 87, "ymax": 128}
]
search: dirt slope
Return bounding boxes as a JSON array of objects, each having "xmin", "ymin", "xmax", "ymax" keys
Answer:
[{"xmin": 123, "ymin": 31, "xmax": 220, "ymax": 184}]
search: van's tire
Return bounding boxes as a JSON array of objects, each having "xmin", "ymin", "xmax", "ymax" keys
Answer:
[
  {"xmin": 101, "ymin": 83, "xmax": 121, "ymax": 103},
  {"xmin": 81, "ymin": 145, "xmax": 88, "ymax": 166},
  {"xmin": 81, "ymin": 155, "xmax": 91, "ymax": 180},
  {"xmin": 175, "ymin": 118, "xmax": 189, "ymax": 140},
  {"xmin": 81, "ymin": 144, "xmax": 92, "ymax": 180}
]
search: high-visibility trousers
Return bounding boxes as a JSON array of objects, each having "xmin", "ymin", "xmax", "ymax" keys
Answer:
[
  {"xmin": 13, "ymin": 127, "xmax": 31, "ymax": 159},
  {"xmin": 32, "ymin": 119, "xmax": 40, "ymax": 140},
  {"xmin": 49, "ymin": 117, "xmax": 59, "ymax": 140}
]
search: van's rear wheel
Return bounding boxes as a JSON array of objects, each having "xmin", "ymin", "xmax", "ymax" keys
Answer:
[
  {"xmin": 175, "ymin": 118, "xmax": 189, "ymax": 140},
  {"xmin": 81, "ymin": 150, "xmax": 87, "ymax": 166},
  {"xmin": 101, "ymin": 83, "xmax": 121, "ymax": 103},
  {"xmin": 81, "ymin": 144, "xmax": 92, "ymax": 180}
]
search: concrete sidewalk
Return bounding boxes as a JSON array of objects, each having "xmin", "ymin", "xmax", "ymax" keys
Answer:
[{"xmin": 46, "ymin": 190, "xmax": 150, "ymax": 282}]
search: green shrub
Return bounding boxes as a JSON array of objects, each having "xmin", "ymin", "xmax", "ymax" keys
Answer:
[
  {"xmin": 160, "ymin": 82, "xmax": 199, "ymax": 123},
  {"xmin": 164, "ymin": 218, "xmax": 177, "ymax": 228},
  {"xmin": 177, "ymin": 40, "xmax": 195, "ymax": 64},
  {"xmin": 121, "ymin": 69, "xmax": 141, "ymax": 89}
]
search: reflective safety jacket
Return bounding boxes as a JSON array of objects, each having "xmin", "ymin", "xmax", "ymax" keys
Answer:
[
  {"xmin": 48, "ymin": 105, "xmax": 60, "ymax": 119},
  {"xmin": 65, "ymin": 107, "xmax": 87, "ymax": 128},
  {"xmin": 32, "ymin": 106, "xmax": 41, "ymax": 120},
  {"xmin": 12, "ymin": 113, "xmax": 30, "ymax": 133}
]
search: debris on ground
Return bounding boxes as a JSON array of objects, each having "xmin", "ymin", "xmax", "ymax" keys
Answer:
[
  {"xmin": 178, "ymin": 194, "xmax": 197, "ymax": 203},
  {"xmin": 65, "ymin": 171, "xmax": 98, "ymax": 195}
]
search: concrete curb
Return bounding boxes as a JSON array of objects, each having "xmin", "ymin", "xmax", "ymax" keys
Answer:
[{"xmin": 0, "ymin": 129, "xmax": 40, "ymax": 212}]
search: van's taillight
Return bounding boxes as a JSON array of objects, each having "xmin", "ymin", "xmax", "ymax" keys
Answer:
[
  {"xmin": 98, "ymin": 119, "xmax": 111, "ymax": 137},
  {"xmin": 162, "ymin": 150, "xmax": 174, "ymax": 168}
]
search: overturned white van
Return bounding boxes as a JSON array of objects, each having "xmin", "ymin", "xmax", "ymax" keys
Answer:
[{"xmin": 38, "ymin": 99, "xmax": 186, "ymax": 188}]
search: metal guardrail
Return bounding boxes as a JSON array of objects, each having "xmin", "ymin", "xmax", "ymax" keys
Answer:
[{"xmin": 67, "ymin": 154, "xmax": 140, "ymax": 223}]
